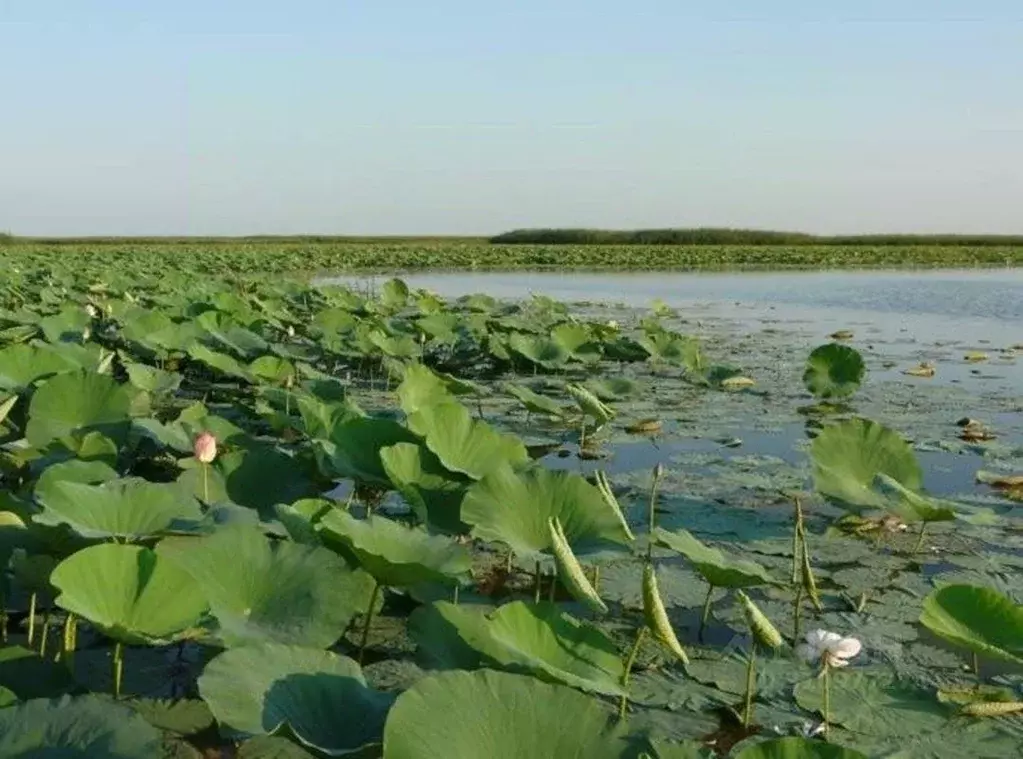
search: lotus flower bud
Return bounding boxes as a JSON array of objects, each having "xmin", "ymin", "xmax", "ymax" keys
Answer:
[
  {"xmin": 84, "ymin": 304, "xmax": 99, "ymax": 319},
  {"xmin": 193, "ymin": 432, "xmax": 218, "ymax": 463},
  {"xmin": 653, "ymin": 463, "xmax": 665, "ymax": 481},
  {"xmin": 286, "ymin": 325, "xmax": 296, "ymax": 338}
]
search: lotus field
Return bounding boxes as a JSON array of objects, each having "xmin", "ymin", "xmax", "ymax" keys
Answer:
[{"xmin": 0, "ymin": 260, "xmax": 1021, "ymax": 759}]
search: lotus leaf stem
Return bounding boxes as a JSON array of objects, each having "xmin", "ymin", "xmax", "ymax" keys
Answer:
[
  {"xmin": 61, "ymin": 613, "xmax": 76, "ymax": 667},
  {"xmin": 646, "ymin": 467, "xmax": 662, "ymax": 561},
  {"xmin": 113, "ymin": 642, "xmax": 124, "ymax": 698},
  {"xmin": 359, "ymin": 581, "xmax": 381, "ymax": 665},
  {"xmin": 452, "ymin": 584, "xmax": 460, "ymax": 605},
  {"xmin": 699, "ymin": 584, "xmax": 715, "ymax": 640},
  {"xmin": 742, "ymin": 641, "xmax": 758, "ymax": 728},
  {"xmin": 618, "ymin": 627, "xmax": 648, "ymax": 721},
  {"xmin": 504, "ymin": 551, "xmax": 513, "ymax": 574},
  {"xmin": 201, "ymin": 463, "xmax": 210, "ymax": 504},
  {"xmin": 793, "ymin": 585, "xmax": 804, "ymax": 642},
  {"xmin": 973, "ymin": 652, "xmax": 980, "ymax": 678},
  {"xmin": 27, "ymin": 592, "xmax": 36, "ymax": 646},
  {"xmin": 548, "ymin": 565, "xmax": 557, "ymax": 602},
  {"xmin": 913, "ymin": 523, "xmax": 927, "ymax": 554},
  {"xmin": 534, "ymin": 561, "xmax": 542, "ymax": 604},
  {"xmin": 822, "ymin": 663, "xmax": 831, "ymax": 736},
  {"xmin": 591, "ymin": 564, "xmax": 601, "ymax": 594},
  {"xmin": 39, "ymin": 611, "xmax": 51, "ymax": 658}
]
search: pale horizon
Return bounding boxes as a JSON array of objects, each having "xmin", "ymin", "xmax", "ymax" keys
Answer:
[{"xmin": 2, "ymin": 1, "xmax": 1021, "ymax": 238}]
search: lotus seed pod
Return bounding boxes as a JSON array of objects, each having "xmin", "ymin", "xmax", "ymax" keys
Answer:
[
  {"xmin": 960, "ymin": 701, "xmax": 1023, "ymax": 717},
  {"xmin": 736, "ymin": 590, "xmax": 784, "ymax": 649},
  {"xmin": 595, "ymin": 471, "xmax": 635, "ymax": 541},
  {"xmin": 193, "ymin": 432, "xmax": 218, "ymax": 464},
  {"xmin": 642, "ymin": 563, "xmax": 689, "ymax": 665},
  {"xmin": 548, "ymin": 517, "xmax": 607, "ymax": 614}
]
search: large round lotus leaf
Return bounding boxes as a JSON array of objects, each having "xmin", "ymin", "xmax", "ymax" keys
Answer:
[
  {"xmin": 638, "ymin": 331, "xmax": 699, "ymax": 365},
  {"xmin": 397, "ymin": 364, "xmax": 456, "ymax": 416},
  {"xmin": 157, "ymin": 525, "xmax": 375, "ymax": 648},
  {"xmin": 408, "ymin": 600, "xmax": 625, "ymax": 696},
  {"xmin": 0, "ymin": 694, "xmax": 166, "ymax": 757},
  {"xmin": 51, "ymin": 544, "xmax": 208, "ymax": 646},
  {"xmin": 379, "ymin": 442, "xmax": 470, "ymax": 534},
  {"xmin": 734, "ymin": 737, "xmax": 868, "ymax": 759},
  {"xmin": 199, "ymin": 643, "xmax": 394, "ymax": 755},
  {"xmin": 652, "ymin": 528, "xmax": 776, "ymax": 588},
  {"xmin": 0, "ymin": 343, "xmax": 83, "ymax": 391},
  {"xmin": 382, "ymin": 669, "xmax": 629, "ymax": 759},
  {"xmin": 249, "ymin": 355, "xmax": 296, "ymax": 385},
  {"xmin": 586, "ymin": 377, "xmax": 642, "ymax": 401},
  {"xmin": 123, "ymin": 362, "xmax": 182, "ymax": 395},
  {"xmin": 919, "ymin": 584, "xmax": 1023, "ymax": 664},
  {"xmin": 25, "ymin": 370, "xmax": 133, "ymax": 448},
  {"xmin": 810, "ymin": 418, "xmax": 922, "ymax": 513},
  {"xmin": 318, "ymin": 416, "xmax": 419, "ymax": 487},
  {"xmin": 507, "ymin": 332, "xmax": 570, "ymax": 368},
  {"xmin": 195, "ymin": 311, "xmax": 270, "ymax": 358},
  {"xmin": 550, "ymin": 323, "xmax": 601, "ymax": 362},
  {"xmin": 34, "ymin": 477, "xmax": 202, "ymax": 539},
  {"xmin": 238, "ymin": 736, "xmax": 319, "ymax": 759},
  {"xmin": 187, "ymin": 343, "xmax": 253, "ymax": 381},
  {"xmin": 407, "ymin": 402, "xmax": 529, "ymax": 480},
  {"xmin": 179, "ymin": 446, "xmax": 319, "ymax": 517},
  {"xmin": 35, "ymin": 458, "xmax": 118, "ymax": 495},
  {"xmin": 504, "ymin": 384, "xmax": 568, "ymax": 419},
  {"xmin": 380, "ymin": 278, "xmax": 410, "ymax": 309},
  {"xmin": 803, "ymin": 343, "xmax": 867, "ymax": 400},
  {"xmin": 316, "ymin": 511, "xmax": 472, "ymax": 588},
  {"xmin": 794, "ymin": 670, "xmax": 947, "ymax": 737},
  {"xmin": 461, "ymin": 466, "xmax": 632, "ymax": 558}
]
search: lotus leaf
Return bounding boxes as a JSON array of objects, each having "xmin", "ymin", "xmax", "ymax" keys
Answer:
[
  {"xmin": 318, "ymin": 415, "xmax": 418, "ymax": 487},
  {"xmin": 51, "ymin": 544, "xmax": 208, "ymax": 645},
  {"xmin": 408, "ymin": 401, "xmax": 528, "ymax": 480},
  {"xmin": 734, "ymin": 737, "xmax": 868, "ymax": 759},
  {"xmin": 379, "ymin": 442, "xmax": 470, "ymax": 533},
  {"xmin": 409, "ymin": 600, "xmax": 625, "ymax": 695},
  {"xmin": 157, "ymin": 525, "xmax": 375, "ymax": 648},
  {"xmin": 653, "ymin": 528, "xmax": 776, "ymax": 588},
  {"xmin": 316, "ymin": 511, "xmax": 472, "ymax": 588},
  {"xmin": 461, "ymin": 465, "xmax": 632, "ymax": 558},
  {"xmin": 504, "ymin": 383, "xmax": 568, "ymax": 419},
  {"xmin": 803, "ymin": 343, "xmax": 866, "ymax": 400},
  {"xmin": 198, "ymin": 643, "xmax": 393, "ymax": 755},
  {"xmin": 919, "ymin": 584, "xmax": 1023, "ymax": 664},
  {"xmin": 810, "ymin": 418, "xmax": 922, "ymax": 513},
  {"xmin": 34, "ymin": 477, "xmax": 202, "ymax": 539},
  {"xmin": 382, "ymin": 669, "xmax": 630, "ymax": 759},
  {"xmin": 0, "ymin": 695, "xmax": 166, "ymax": 758},
  {"xmin": 25, "ymin": 370, "xmax": 133, "ymax": 448}
]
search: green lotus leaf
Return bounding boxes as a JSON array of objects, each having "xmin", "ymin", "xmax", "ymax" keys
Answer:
[
  {"xmin": 919, "ymin": 584, "xmax": 1023, "ymax": 664},
  {"xmin": 408, "ymin": 401, "xmax": 528, "ymax": 480},
  {"xmin": 316, "ymin": 511, "xmax": 472, "ymax": 588},
  {"xmin": 187, "ymin": 342, "xmax": 253, "ymax": 381},
  {"xmin": 507, "ymin": 332, "xmax": 570, "ymax": 369},
  {"xmin": 26, "ymin": 370, "xmax": 133, "ymax": 448},
  {"xmin": 123, "ymin": 362, "xmax": 182, "ymax": 395},
  {"xmin": 238, "ymin": 736, "xmax": 319, "ymax": 759},
  {"xmin": 586, "ymin": 377, "xmax": 642, "ymax": 401},
  {"xmin": 379, "ymin": 442, "xmax": 470, "ymax": 534},
  {"xmin": 179, "ymin": 446, "xmax": 319, "ymax": 517},
  {"xmin": 793, "ymin": 669, "xmax": 947, "ymax": 736},
  {"xmin": 157, "ymin": 525, "xmax": 375, "ymax": 648},
  {"xmin": 652, "ymin": 528, "xmax": 776, "ymax": 588},
  {"xmin": 126, "ymin": 698, "xmax": 214, "ymax": 736},
  {"xmin": 461, "ymin": 465, "xmax": 632, "ymax": 558},
  {"xmin": 0, "ymin": 695, "xmax": 166, "ymax": 758},
  {"xmin": 380, "ymin": 278, "xmax": 410, "ymax": 309},
  {"xmin": 367, "ymin": 329, "xmax": 420, "ymax": 359},
  {"xmin": 38, "ymin": 306, "xmax": 91, "ymax": 344},
  {"xmin": 810, "ymin": 418, "xmax": 923, "ymax": 514},
  {"xmin": 415, "ymin": 312, "xmax": 460, "ymax": 342},
  {"xmin": 317, "ymin": 416, "xmax": 419, "ymax": 487},
  {"xmin": 397, "ymin": 364, "xmax": 456, "ymax": 416},
  {"xmin": 872, "ymin": 473, "xmax": 956, "ymax": 524},
  {"xmin": 803, "ymin": 343, "xmax": 867, "ymax": 400},
  {"xmin": 0, "ymin": 343, "xmax": 84, "ymax": 391},
  {"xmin": 51, "ymin": 544, "xmax": 208, "ymax": 645},
  {"xmin": 35, "ymin": 458, "xmax": 118, "ymax": 495},
  {"xmin": 734, "ymin": 737, "xmax": 868, "ymax": 759},
  {"xmin": 566, "ymin": 383, "xmax": 616, "ymax": 425},
  {"xmin": 198, "ymin": 643, "xmax": 393, "ymax": 755},
  {"xmin": 196, "ymin": 310, "xmax": 270, "ymax": 358},
  {"xmin": 638, "ymin": 331, "xmax": 699, "ymax": 365},
  {"xmin": 504, "ymin": 384, "xmax": 568, "ymax": 419},
  {"xmin": 382, "ymin": 669, "xmax": 629, "ymax": 759},
  {"xmin": 249, "ymin": 355, "xmax": 296, "ymax": 385},
  {"xmin": 408, "ymin": 600, "xmax": 625, "ymax": 696},
  {"xmin": 550, "ymin": 323, "xmax": 602, "ymax": 363},
  {"xmin": 34, "ymin": 477, "xmax": 202, "ymax": 539}
]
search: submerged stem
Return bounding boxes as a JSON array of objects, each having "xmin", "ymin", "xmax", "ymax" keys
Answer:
[
  {"xmin": 742, "ymin": 642, "xmax": 758, "ymax": 728},
  {"xmin": 358, "ymin": 582, "xmax": 381, "ymax": 666},
  {"xmin": 618, "ymin": 627, "xmax": 648, "ymax": 721}
]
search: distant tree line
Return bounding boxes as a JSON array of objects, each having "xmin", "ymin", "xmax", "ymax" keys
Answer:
[{"xmin": 489, "ymin": 228, "xmax": 1023, "ymax": 246}]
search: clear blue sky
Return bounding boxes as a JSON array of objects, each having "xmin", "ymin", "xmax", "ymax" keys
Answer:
[{"xmin": 1, "ymin": 1, "xmax": 1020, "ymax": 236}]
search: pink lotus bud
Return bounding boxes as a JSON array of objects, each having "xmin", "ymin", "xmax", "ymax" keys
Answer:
[{"xmin": 193, "ymin": 432, "xmax": 218, "ymax": 463}]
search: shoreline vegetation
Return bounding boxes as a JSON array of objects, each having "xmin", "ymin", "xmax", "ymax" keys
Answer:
[{"xmin": 2, "ymin": 229, "xmax": 1022, "ymax": 276}]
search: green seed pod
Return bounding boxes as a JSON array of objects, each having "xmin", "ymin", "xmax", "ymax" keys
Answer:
[
  {"xmin": 799, "ymin": 528, "xmax": 824, "ymax": 612},
  {"xmin": 642, "ymin": 563, "xmax": 689, "ymax": 665},
  {"xmin": 548, "ymin": 517, "xmax": 608, "ymax": 614},
  {"xmin": 595, "ymin": 470, "xmax": 635, "ymax": 541},
  {"xmin": 736, "ymin": 590, "xmax": 783, "ymax": 650},
  {"xmin": 961, "ymin": 701, "xmax": 1023, "ymax": 717}
]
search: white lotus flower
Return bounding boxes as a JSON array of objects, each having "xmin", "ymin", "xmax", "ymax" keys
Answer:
[
  {"xmin": 797, "ymin": 629, "xmax": 862, "ymax": 668},
  {"xmin": 84, "ymin": 304, "xmax": 98, "ymax": 318},
  {"xmin": 606, "ymin": 319, "xmax": 619, "ymax": 329}
]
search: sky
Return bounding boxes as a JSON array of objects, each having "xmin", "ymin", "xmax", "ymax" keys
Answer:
[{"xmin": 1, "ymin": 1, "xmax": 1021, "ymax": 236}]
